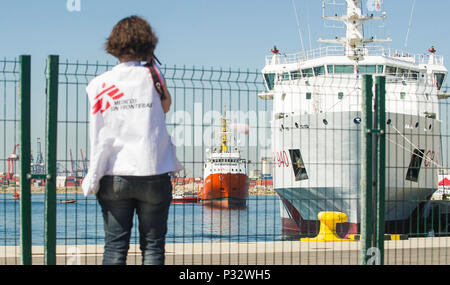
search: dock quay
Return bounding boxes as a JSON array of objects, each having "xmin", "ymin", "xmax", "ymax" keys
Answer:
[{"xmin": 2, "ymin": 237, "xmax": 450, "ymax": 265}]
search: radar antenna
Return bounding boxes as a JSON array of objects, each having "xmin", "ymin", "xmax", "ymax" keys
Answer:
[{"xmin": 319, "ymin": 0, "xmax": 391, "ymax": 60}]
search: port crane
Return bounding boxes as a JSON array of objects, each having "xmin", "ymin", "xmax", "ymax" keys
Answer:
[
  {"xmin": 69, "ymin": 149, "xmax": 88, "ymax": 177},
  {"xmin": 31, "ymin": 138, "xmax": 45, "ymax": 174}
]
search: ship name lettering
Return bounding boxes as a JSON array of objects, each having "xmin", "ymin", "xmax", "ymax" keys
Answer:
[
  {"xmin": 424, "ymin": 150, "xmax": 437, "ymax": 167},
  {"xmin": 274, "ymin": 151, "xmax": 290, "ymax": 168}
]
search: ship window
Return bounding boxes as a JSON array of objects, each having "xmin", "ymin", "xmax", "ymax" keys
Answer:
[
  {"xmin": 377, "ymin": 65, "xmax": 384, "ymax": 73},
  {"xmin": 327, "ymin": 65, "xmax": 334, "ymax": 74},
  {"xmin": 314, "ymin": 66, "xmax": 325, "ymax": 76},
  {"xmin": 302, "ymin": 68, "xmax": 314, "ymax": 77},
  {"xmin": 282, "ymin": 72, "xmax": 290, "ymax": 81},
  {"xmin": 264, "ymin": 73, "xmax": 275, "ymax": 90},
  {"xmin": 306, "ymin": 92, "xmax": 312, "ymax": 100},
  {"xmin": 291, "ymin": 70, "xmax": 301, "ymax": 80},
  {"xmin": 435, "ymin": 73, "xmax": 446, "ymax": 90},
  {"xmin": 334, "ymin": 65, "xmax": 354, "ymax": 74},
  {"xmin": 400, "ymin": 92, "xmax": 406, "ymax": 99},
  {"xmin": 398, "ymin": 68, "xmax": 409, "ymax": 78},
  {"xmin": 410, "ymin": 70, "xmax": 419, "ymax": 80},
  {"xmin": 359, "ymin": 65, "xmax": 377, "ymax": 74},
  {"xmin": 386, "ymin": 66, "xmax": 397, "ymax": 76},
  {"xmin": 289, "ymin": 149, "xmax": 309, "ymax": 181},
  {"xmin": 338, "ymin": 92, "xmax": 344, "ymax": 99},
  {"xmin": 406, "ymin": 149, "xmax": 425, "ymax": 182}
]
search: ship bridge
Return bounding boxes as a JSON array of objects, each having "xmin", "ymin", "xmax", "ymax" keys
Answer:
[
  {"xmin": 259, "ymin": 0, "xmax": 447, "ymax": 101},
  {"xmin": 261, "ymin": 46, "xmax": 447, "ymax": 98}
]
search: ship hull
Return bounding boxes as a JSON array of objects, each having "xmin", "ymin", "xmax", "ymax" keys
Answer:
[
  {"xmin": 201, "ymin": 173, "xmax": 249, "ymax": 208},
  {"xmin": 273, "ymin": 111, "xmax": 441, "ymax": 236}
]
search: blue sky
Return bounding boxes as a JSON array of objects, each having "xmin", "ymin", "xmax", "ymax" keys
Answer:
[
  {"xmin": 2, "ymin": 0, "xmax": 450, "ymax": 171},
  {"xmin": 2, "ymin": 0, "xmax": 449, "ymax": 68}
]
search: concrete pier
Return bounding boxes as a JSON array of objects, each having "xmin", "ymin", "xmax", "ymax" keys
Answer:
[{"xmin": 1, "ymin": 237, "xmax": 450, "ymax": 265}]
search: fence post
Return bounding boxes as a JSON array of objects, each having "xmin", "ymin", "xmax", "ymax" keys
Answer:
[
  {"xmin": 45, "ymin": 55, "xmax": 59, "ymax": 265},
  {"xmin": 361, "ymin": 75, "xmax": 374, "ymax": 265},
  {"xmin": 375, "ymin": 76, "xmax": 386, "ymax": 265},
  {"xmin": 19, "ymin": 55, "xmax": 32, "ymax": 265}
]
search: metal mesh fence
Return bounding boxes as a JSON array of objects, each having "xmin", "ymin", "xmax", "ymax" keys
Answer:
[
  {"xmin": 52, "ymin": 61, "xmax": 450, "ymax": 265},
  {"xmin": 2, "ymin": 57, "xmax": 450, "ymax": 265},
  {"xmin": 0, "ymin": 58, "xmax": 20, "ymax": 265},
  {"xmin": 264, "ymin": 72, "xmax": 450, "ymax": 265},
  {"xmin": 51, "ymin": 61, "xmax": 282, "ymax": 265}
]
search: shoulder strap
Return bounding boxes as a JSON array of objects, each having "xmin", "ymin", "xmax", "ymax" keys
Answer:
[{"xmin": 146, "ymin": 64, "xmax": 165, "ymax": 99}]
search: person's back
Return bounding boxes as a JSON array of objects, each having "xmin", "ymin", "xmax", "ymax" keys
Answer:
[
  {"xmin": 85, "ymin": 62, "xmax": 178, "ymax": 180},
  {"xmin": 82, "ymin": 15, "xmax": 182, "ymax": 265}
]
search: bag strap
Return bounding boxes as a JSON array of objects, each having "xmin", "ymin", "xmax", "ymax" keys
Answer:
[{"xmin": 146, "ymin": 64, "xmax": 165, "ymax": 99}]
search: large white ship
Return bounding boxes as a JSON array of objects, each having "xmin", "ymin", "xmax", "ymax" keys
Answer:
[{"xmin": 260, "ymin": 0, "xmax": 448, "ymax": 236}]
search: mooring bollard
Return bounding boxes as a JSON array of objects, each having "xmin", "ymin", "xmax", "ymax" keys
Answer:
[{"xmin": 300, "ymin": 212, "xmax": 352, "ymax": 242}]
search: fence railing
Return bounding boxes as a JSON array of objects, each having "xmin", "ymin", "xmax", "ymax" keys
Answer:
[
  {"xmin": 2, "ymin": 55, "xmax": 450, "ymax": 265},
  {"xmin": 265, "ymin": 45, "xmax": 445, "ymax": 66}
]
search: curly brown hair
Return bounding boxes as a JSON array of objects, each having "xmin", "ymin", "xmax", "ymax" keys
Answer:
[{"xmin": 105, "ymin": 15, "xmax": 158, "ymax": 62}]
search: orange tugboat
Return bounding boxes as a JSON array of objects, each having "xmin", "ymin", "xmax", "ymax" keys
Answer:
[{"xmin": 200, "ymin": 108, "xmax": 249, "ymax": 208}]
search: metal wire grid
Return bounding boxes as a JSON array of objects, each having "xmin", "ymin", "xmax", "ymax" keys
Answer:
[
  {"xmin": 274, "ymin": 75, "xmax": 450, "ymax": 264},
  {"xmin": 0, "ymin": 58, "xmax": 20, "ymax": 265},
  {"xmin": 1, "ymin": 59, "xmax": 450, "ymax": 264},
  {"xmin": 53, "ymin": 61, "xmax": 284, "ymax": 265}
]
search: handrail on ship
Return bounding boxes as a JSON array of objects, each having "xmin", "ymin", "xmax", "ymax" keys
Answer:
[{"xmin": 265, "ymin": 45, "xmax": 445, "ymax": 66}]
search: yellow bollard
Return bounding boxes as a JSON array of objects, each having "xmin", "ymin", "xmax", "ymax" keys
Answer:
[{"xmin": 300, "ymin": 212, "xmax": 352, "ymax": 242}]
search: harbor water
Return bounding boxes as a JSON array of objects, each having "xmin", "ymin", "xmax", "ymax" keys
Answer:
[{"xmin": 0, "ymin": 193, "xmax": 283, "ymax": 246}]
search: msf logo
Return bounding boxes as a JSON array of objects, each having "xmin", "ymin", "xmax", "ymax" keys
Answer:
[
  {"xmin": 92, "ymin": 83, "xmax": 124, "ymax": 115},
  {"xmin": 67, "ymin": 0, "xmax": 81, "ymax": 12}
]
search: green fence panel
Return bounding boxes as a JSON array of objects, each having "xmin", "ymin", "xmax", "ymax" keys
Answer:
[
  {"xmin": 48, "ymin": 61, "xmax": 450, "ymax": 265},
  {"xmin": 2, "ymin": 56, "xmax": 450, "ymax": 265}
]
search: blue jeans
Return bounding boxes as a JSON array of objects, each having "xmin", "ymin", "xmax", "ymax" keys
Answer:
[{"xmin": 97, "ymin": 174, "xmax": 172, "ymax": 265}]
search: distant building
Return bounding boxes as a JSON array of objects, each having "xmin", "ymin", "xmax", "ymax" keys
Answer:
[
  {"xmin": 249, "ymin": 169, "xmax": 261, "ymax": 180},
  {"xmin": 261, "ymin": 157, "xmax": 272, "ymax": 178}
]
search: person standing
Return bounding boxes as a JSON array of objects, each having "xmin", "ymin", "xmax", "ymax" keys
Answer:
[{"xmin": 82, "ymin": 15, "xmax": 182, "ymax": 265}]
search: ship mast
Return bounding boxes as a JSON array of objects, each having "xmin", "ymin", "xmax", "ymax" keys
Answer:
[
  {"xmin": 221, "ymin": 106, "xmax": 229, "ymax": 153},
  {"xmin": 319, "ymin": 0, "xmax": 391, "ymax": 60}
]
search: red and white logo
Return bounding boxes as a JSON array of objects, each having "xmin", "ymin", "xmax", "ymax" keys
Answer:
[{"xmin": 92, "ymin": 83, "xmax": 124, "ymax": 114}]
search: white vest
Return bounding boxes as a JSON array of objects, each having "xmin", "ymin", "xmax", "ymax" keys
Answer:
[{"xmin": 81, "ymin": 61, "xmax": 182, "ymax": 196}]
